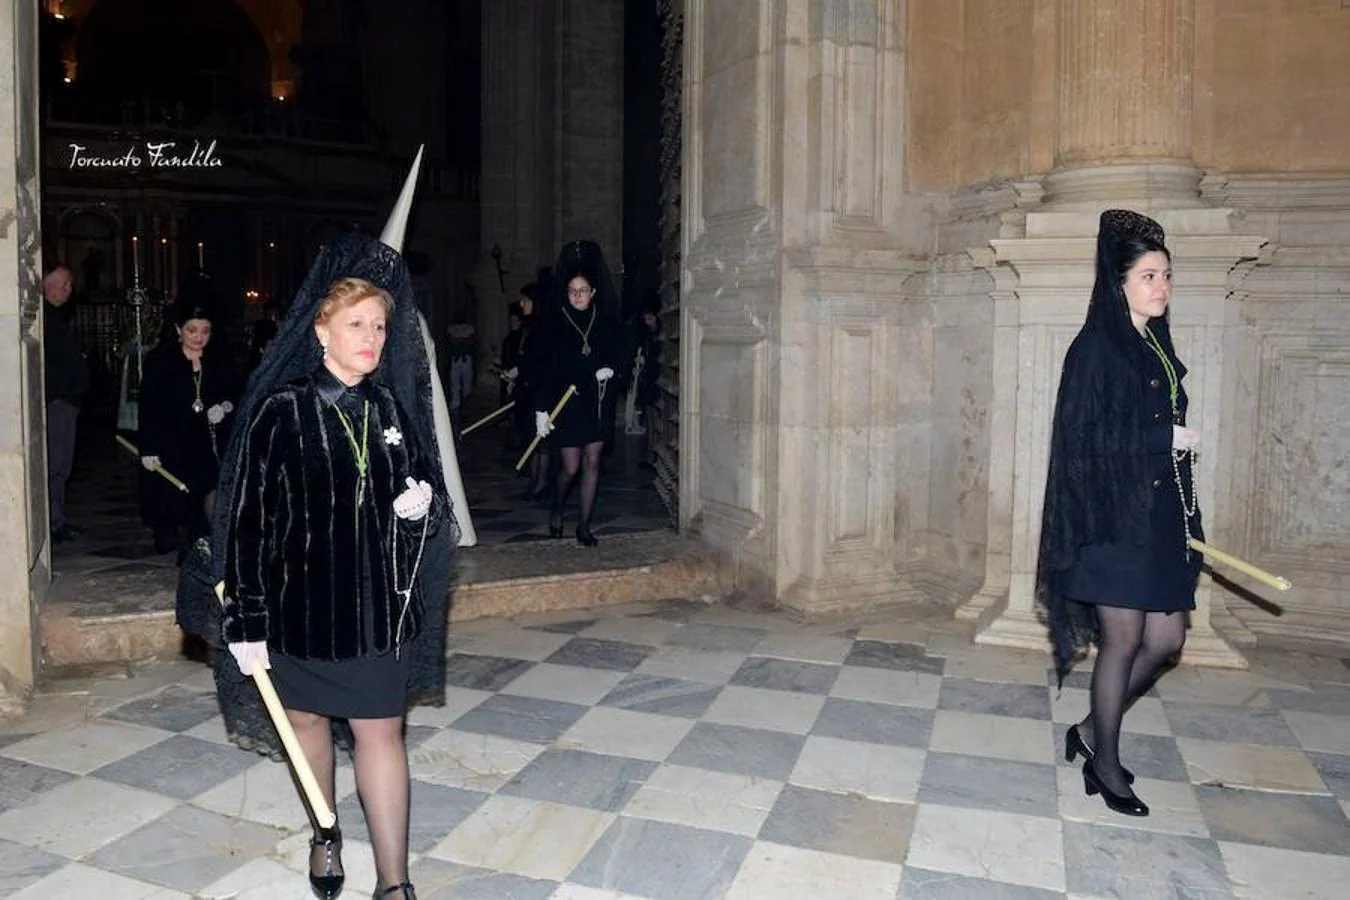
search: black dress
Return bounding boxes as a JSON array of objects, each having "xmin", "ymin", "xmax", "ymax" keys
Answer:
[
  {"xmin": 1062, "ymin": 332, "xmax": 1203, "ymax": 612},
  {"xmin": 137, "ymin": 343, "xmax": 240, "ymax": 534},
  {"xmin": 534, "ymin": 306, "xmax": 621, "ymax": 447}
]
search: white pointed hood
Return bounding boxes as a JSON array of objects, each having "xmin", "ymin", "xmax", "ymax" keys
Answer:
[{"xmin": 379, "ymin": 145, "xmax": 425, "ymax": 253}]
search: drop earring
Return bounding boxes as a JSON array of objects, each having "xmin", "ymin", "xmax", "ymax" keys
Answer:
[{"xmin": 321, "ymin": 343, "xmax": 328, "ymax": 360}]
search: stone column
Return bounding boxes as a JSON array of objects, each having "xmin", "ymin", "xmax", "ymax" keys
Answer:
[
  {"xmin": 967, "ymin": 210, "xmax": 1262, "ymax": 668},
  {"xmin": 0, "ymin": 0, "xmax": 46, "ymax": 715}
]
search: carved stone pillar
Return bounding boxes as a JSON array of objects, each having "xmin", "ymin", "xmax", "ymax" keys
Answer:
[{"xmin": 967, "ymin": 209, "xmax": 1263, "ymax": 668}]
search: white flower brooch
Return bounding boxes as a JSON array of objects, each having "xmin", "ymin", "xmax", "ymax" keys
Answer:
[{"xmin": 383, "ymin": 427, "xmax": 403, "ymax": 446}]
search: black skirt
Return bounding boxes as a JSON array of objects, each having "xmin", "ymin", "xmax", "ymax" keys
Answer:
[{"xmin": 269, "ymin": 645, "xmax": 412, "ymax": 719}]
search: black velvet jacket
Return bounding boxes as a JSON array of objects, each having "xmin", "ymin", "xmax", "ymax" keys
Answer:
[{"xmin": 221, "ymin": 367, "xmax": 442, "ymax": 660}]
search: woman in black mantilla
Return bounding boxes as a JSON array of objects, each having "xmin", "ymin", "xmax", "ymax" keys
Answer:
[
  {"xmin": 137, "ymin": 273, "xmax": 240, "ymax": 554},
  {"xmin": 533, "ymin": 240, "xmax": 623, "ymax": 545},
  {"xmin": 1038, "ymin": 209, "xmax": 1203, "ymax": 819},
  {"xmin": 178, "ymin": 227, "xmax": 458, "ymax": 900}
]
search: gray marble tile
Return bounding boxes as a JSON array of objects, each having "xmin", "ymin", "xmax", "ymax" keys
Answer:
[
  {"xmin": 598, "ymin": 673, "xmax": 722, "ymax": 718},
  {"xmin": 1052, "ymin": 725, "xmax": 1189, "ymax": 782},
  {"xmin": 103, "ymin": 684, "xmax": 220, "ymax": 732},
  {"xmin": 0, "ymin": 839, "xmax": 65, "ymax": 896},
  {"xmin": 668, "ymin": 722, "xmax": 807, "ymax": 781},
  {"xmin": 91, "ymin": 804, "xmax": 284, "ymax": 891},
  {"xmin": 0, "ymin": 733, "xmax": 31, "ymax": 750},
  {"xmin": 92, "ymin": 733, "xmax": 261, "ymax": 799},
  {"xmin": 526, "ymin": 618, "xmax": 597, "ymax": 634},
  {"xmin": 729, "ymin": 657, "xmax": 840, "ymax": 695},
  {"xmin": 451, "ymin": 694, "xmax": 589, "ymax": 745},
  {"xmin": 939, "ymin": 678, "xmax": 1052, "ymax": 721},
  {"xmin": 444, "ymin": 654, "xmax": 535, "ymax": 691},
  {"xmin": 903, "ymin": 867, "xmax": 1066, "ymax": 900},
  {"xmin": 0, "ymin": 756, "xmax": 74, "ymax": 813},
  {"xmin": 1165, "ymin": 701, "xmax": 1300, "ymax": 747},
  {"xmin": 546, "ymin": 637, "xmax": 653, "ymax": 671},
  {"xmin": 758, "ymin": 784, "xmax": 916, "ymax": 864},
  {"xmin": 811, "ymin": 697, "xmax": 934, "ymax": 748},
  {"xmin": 665, "ymin": 623, "xmax": 767, "ymax": 653},
  {"xmin": 500, "ymin": 749, "xmax": 659, "ymax": 811},
  {"xmin": 1309, "ymin": 751, "xmax": 1350, "ymax": 800},
  {"xmin": 1268, "ymin": 683, "xmax": 1350, "ymax": 717},
  {"xmin": 844, "ymin": 640, "xmax": 945, "ymax": 675},
  {"xmin": 1195, "ymin": 786, "xmax": 1350, "ymax": 855},
  {"xmin": 1063, "ymin": 821, "xmax": 1232, "ymax": 899},
  {"xmin": 409, "ymin": 858, "xmax": 558, "ymax": 900},
  {"xmin": 337, "ymin": 780, "xmax": 488, "ymax": 852},
  {"xmin": 569, "ymin": 816, "xmax": 751, "ymax": 900},
  {"xmin": 405, "ymin": 723, "xmax": 440, "ymax": 750},
  {"xmin": 918, "ymin": 752, "xmax": 1059, "ymax": 818}
]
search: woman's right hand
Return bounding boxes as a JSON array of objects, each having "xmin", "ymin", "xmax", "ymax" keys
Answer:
[
  {"xmin": 140, "ymin": 455, "xmax": 160, "ymax": 471},
  {"xmin": 1172, "ymin": 426, "xmax": 1201, "ymax": 452},
  {"xmin": 535, "ymin": 411, "xmax": 553, "ymax": 439},
  {"xmin": 228, "ymin": 641, "xmax": 271, "ymax": 676}
]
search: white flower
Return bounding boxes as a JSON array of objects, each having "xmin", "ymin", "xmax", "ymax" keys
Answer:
[{"xmin": 383, "ymin": 427, "xmax": 403, "ymax": 446}]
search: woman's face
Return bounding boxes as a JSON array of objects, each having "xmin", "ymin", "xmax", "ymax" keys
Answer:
[
  {"xmin": 1122, "ymin": 250, "xmax": 1172, "ymax": 331},
  {"xmin": 315, "ymin": 295, "xmax": 388, "ymax": 383},
  {"xmin": 566, "ymin": 276, "xmax": 595, "ymax": 312},
  {"xmin": 178, "ymin": 318, "xmax": 212, "ymax": 354},
  {"xmin": 519, "ymin": 295, "xmax": 534, "ymax": 317}
]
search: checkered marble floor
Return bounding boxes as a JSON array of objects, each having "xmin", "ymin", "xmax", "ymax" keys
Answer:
[{"xmin": 4, "ymin": 601, "xmax": 1349, "ymax": 899}]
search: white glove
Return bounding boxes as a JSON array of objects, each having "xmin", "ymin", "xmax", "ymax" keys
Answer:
[
  {"xmin": 504, "ymin": 366, "xmax": 519, "ymax": 380},
  {"xmin": 596, "ymin": 367, "xmax": 615, "ymax": 382},
  {"xmin": 220, "ymin": 401, "xmax": 234, "ymax": 414},
  {"xmin": 141, "ymin": 455, "xmax": 160, "ymax": 471},
  {"xmin": 1172, "ymin": 426, "xmax": 1201, "ymax": 452},
  {"xmin": 535, "ymin": 411, "xmax": 554, "ymax": 438},
  {"xmin": 393, "ymin": 476, "xmax": 433, "ymax": 521},
  {"xmin": 206, "ymin": 404, "xmax": 227, "ymax": 425},
  {"xmin": 228, "ymin": 641, "xmax": 271, "ymax": 676}
]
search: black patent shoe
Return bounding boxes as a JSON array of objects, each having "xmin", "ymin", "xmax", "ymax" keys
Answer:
[
  {"xmin": 1082, "ymin": 760, "xmax": 1149, "ymax": 817},
  {"xmin": 1066, "ymin": 724, "xmax": 1134, "ymax": 784},
  {"xmin": 549, "ymin": 510, "xmax": 564, "ymax": 538},
  {"xmin": 309, "ymin": 826, "xmax": 344, "ymax": 899},
  {"xmin": 575, "ymin": 522, "xmax": 598, "ymax": 547},
  {"xmin": 374, "ymin": 883, "xmax": 416, "ymax": 900}
]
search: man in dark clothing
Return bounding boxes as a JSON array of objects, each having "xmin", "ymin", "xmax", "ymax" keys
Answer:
[{"xmin": 43, "ymin": 264, "xmax": 89, "ymax": 543}]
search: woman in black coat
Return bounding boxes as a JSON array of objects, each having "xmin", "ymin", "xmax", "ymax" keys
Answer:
[
  {"xmin": 222, "ymin": 275, "xmax": 448, "ymax": 900},
  {"xmin": 532, "ymin": 241, "xmax": 623, "ymax": 545},
  {"xmin": 137, "ymin": 280, "xmax": 240, "ymax": 553},
  {"xmin": 1038, "ymin": 209, "xmax": 1203, "ymax": 819}
]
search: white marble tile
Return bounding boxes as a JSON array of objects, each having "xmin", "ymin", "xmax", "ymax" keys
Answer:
[
  {"xmin": 501, "ymin": 663, "xmax": 628, "ymax": 706},
  {"xmin": 197, "ymin": 857, "xmax": 311, "ymax": 900},
  {"xmin": 906, "ymin": 803, "xmax": 1065, "ymax": 893},
  {"xmin": 930, "ymin": 710, "xmax": 1056, "ymax": 764},
  {"xmin": 1056, "ymin": 768, "xmax": 1209, "ymax": 838},
  {"xmin": 937, "ymin": 646, "xmax": 1052, "ymax": 685},
  {"xmin": 725, "ymin": 841, "xmax": 904, "ymax": 900},
  {"xmin": 1220, "ymin": 841, "xmax": 1350, "ymax": 900},
  {"xmin": 1153, "ymin": 668, "xmax": 1300, "ymax": 707},
  {"xmin": 0, "ymin": 719, "xmax": 170, "ymax": 774},
  {"xmin": 790, "ymin": 736, "xmax": 926, "ymax": 803},
  {"xmin": 624, "ymin": 764, "xmax": 782, "ymax": 836},
  {"xmin": 1282, "ymin": 710, "xmax": 1350, "ymax": 755},
  {"xmin": 579, "ymin": 617, "xmax": 681, "ymax": 647},
  {"xmin": 9, "ymin": 862, "xmax": 190, "ymax": 900},
  {"xmin": 454, "ymin": 627, "xmax": 573, "ymax": 662},
  {"xmin": 751, "ymin": 632, "xmax": 854, "ymax": 665},
  {"xmin": 405, "ymin": 686, "xmax": 494, "ymax": 727},
  {"xmin": 549, "ymin": 886, "xmax": 648, "ymax": 900},
  {"xmin": 556, "ymin": 707, "xmax": 695, "ymax": 762},
  {"xmin": 830, "ymin": 666, "xmax": 942, "ymax": 709},
  {"xmin": 1051, "ymin": 688, "xmax": 1172, "ymax": 736},
  {"xmin": 408, "ymin": 729, "xmax": 546, "ymax": 792},
  {"xmin": 702, "ymin": 685, "xmax": 825, "ymax": 734},
  {"xmin": 191, "ymin": 758, "xmax": 356, "ymax": 830},
  {"xmin": 429, "ymin": 795, "xmax": 613, "ymax": 880},
  {"xmin": 634, "ymin": 646, "xmax": 748, "ymax": 684},
  {"xmin": 1177, "ymin": 738, "xmax": 1329, "ymax": 794},
  {"xmin": 0, "ymin": 778, "xmax": 177, "ymax": 858}
]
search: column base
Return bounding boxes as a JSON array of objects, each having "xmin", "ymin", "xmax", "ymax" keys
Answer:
[
  {"xmin": 779, "ymin": 570, "xmax": 927, "ymax": 621},
  {"xmin": 973, "ymin": 604, "xmax": 1054, "ymax": 654},
  {"xmin": 1041, "ymin": 161, "xmax": 1207, "ymax": 211},
  {"xmin": 954, "ymin": 585, "xmax": 1005, "ymax": 629},
  {"xmin": 1180, "ymin": 623, "xmax": 1249, "ymax": 670}
]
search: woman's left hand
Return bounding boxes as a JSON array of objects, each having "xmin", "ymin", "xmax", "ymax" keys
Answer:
[
  {"xmin": 596, "ymin": 367, "xmax": 615, "ymax": 383},
  {"xmin": 206, "ymin": 403, "xmax": 230, "ymax": 425},
  {"xmin": 393, "ymin": 476, "xmax": 433, "ymax": 521}
]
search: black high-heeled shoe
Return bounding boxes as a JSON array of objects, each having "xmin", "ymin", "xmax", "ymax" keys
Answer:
[
  {"xmin": 576, "ymin": 522, "xmax": 598, "ymax": 547},
  {"xmin": 1082, "ymin": 759, "xmax": 1149, "ymax": 817},
  {"xmin": 1065, "ymin": 724, "xmax": 1134, "ymax": 784},
  {"xmin": 374, "ymin": 883, "xmax": 416, "ymax": 900},
  {"xmin": 549, "ymin": 509, "xmax": 564, "ymax": 538},
  {"xmin": 309, "ymin": 826, "xmax": 344, "ymax": 899}
]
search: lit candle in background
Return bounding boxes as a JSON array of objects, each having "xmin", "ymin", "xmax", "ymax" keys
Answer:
[
  {"xmin": 197, "ymin": 241, "xmax": 205, "ymax": 269},
  {"xmin": 131, "ymin": 235, "xmax": 141, "ymax": 285},
  {"xmin": 159, "ymin": 237, "xmax": 168, "ymax": 292}
]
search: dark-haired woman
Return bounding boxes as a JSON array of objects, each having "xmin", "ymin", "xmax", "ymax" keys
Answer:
[{"xmin": 1038, "ymin": 209, "xmax": 1203, "ymax": 819}]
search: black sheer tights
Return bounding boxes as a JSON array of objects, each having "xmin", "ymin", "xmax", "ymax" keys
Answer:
[
  {"xmin": 1081, "ymin": 607, "xmax": 1186, "ymax": 794},
  {"xmin": 553, "ymin": 441, "xmax": 603, "ymax": 527}
]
